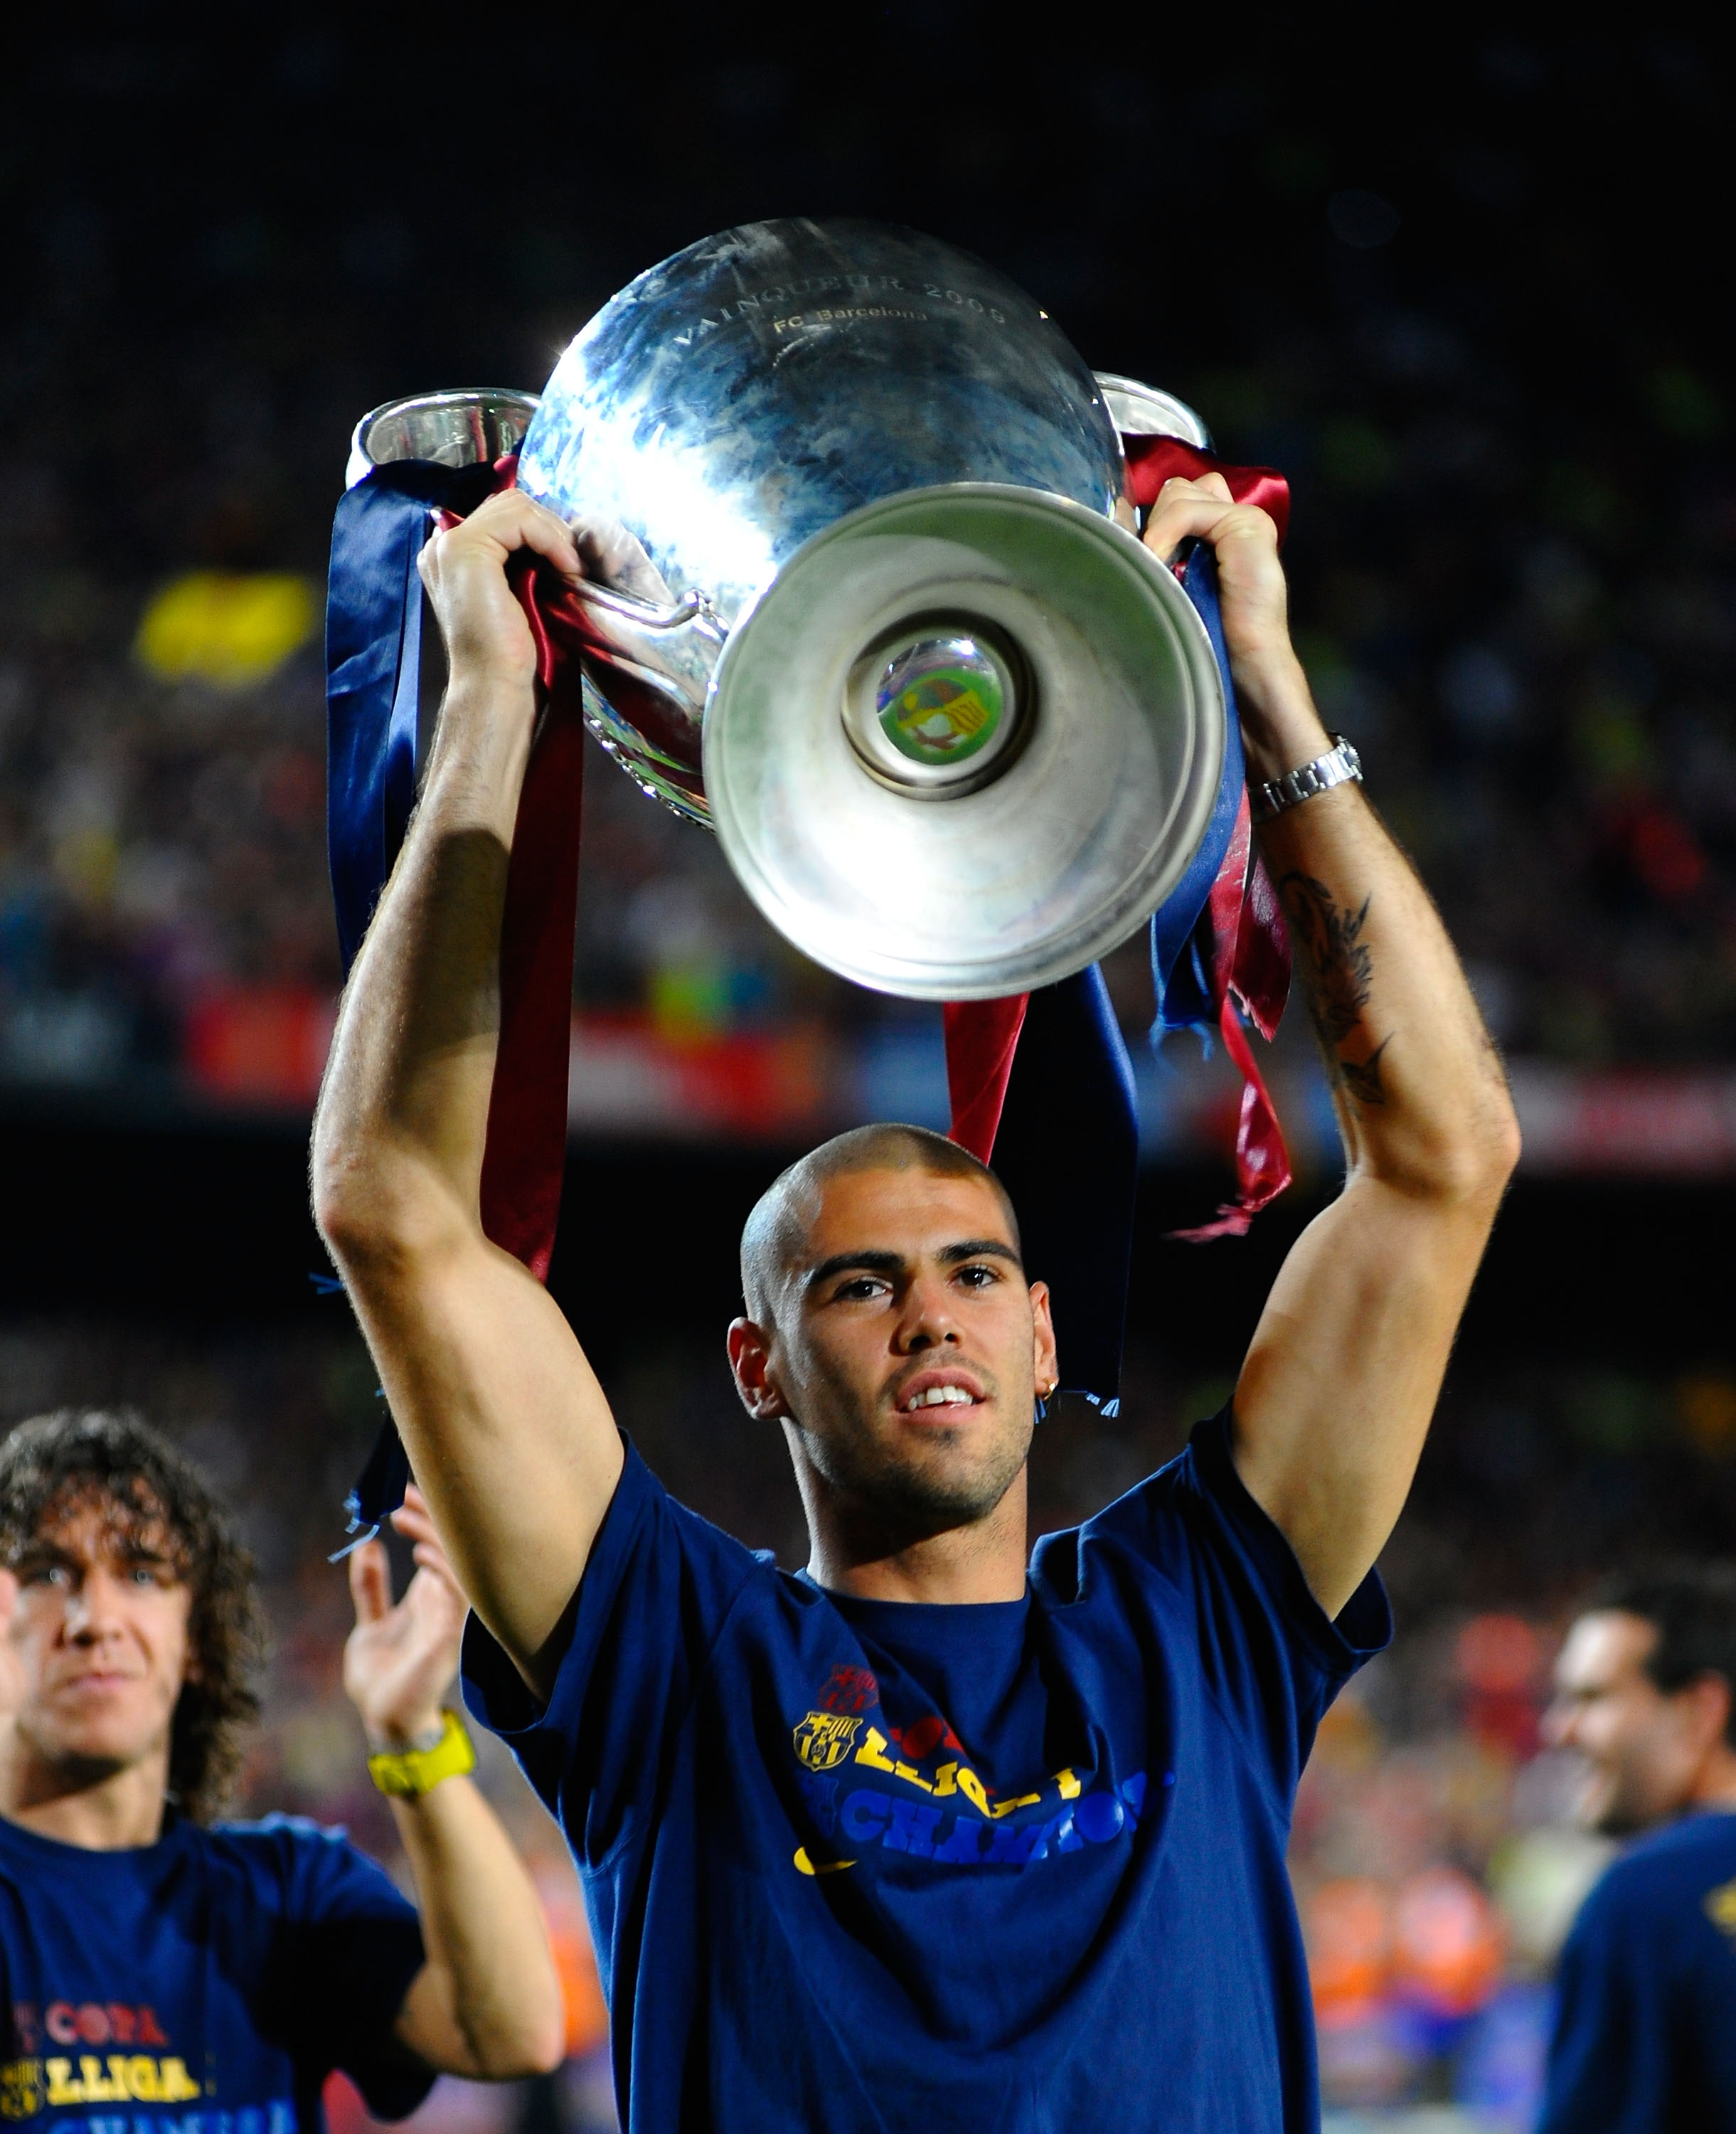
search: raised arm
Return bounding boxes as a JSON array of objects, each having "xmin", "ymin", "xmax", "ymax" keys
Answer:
[
  {"xmin": 311, "ymin": 492, "xmax": 624, "ymax": 1694},
  {"xmin": 1144, "ymin": 478, "xmax": 1521, "ymax": 1617},
  {"xmin": 344, "ymin": 1490, "xmax": 564, "ymax": 2079}
]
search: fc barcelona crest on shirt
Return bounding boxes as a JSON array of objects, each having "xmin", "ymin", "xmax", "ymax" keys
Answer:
[{"xmin": 794, "ymin": 1711, "xmax": 861, "ymax": 1772}]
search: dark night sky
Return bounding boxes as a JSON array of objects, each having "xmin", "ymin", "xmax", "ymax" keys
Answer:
[
  {"xmin": 4, "ymin": 9, "xmax": 1735, "ymax": 1375},
  {"xmin": 6, "ymin": 11, "xmax": 1729, "ymax": 578},
  {"xmin": 5, "ymin": 11, "xmax": 1736, "ymax": 1077}
]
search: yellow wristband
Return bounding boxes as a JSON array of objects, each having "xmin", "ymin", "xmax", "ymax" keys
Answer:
[{"xmin": 367, "ymin": 1709, "xmax": 476, "ymax": 1798}]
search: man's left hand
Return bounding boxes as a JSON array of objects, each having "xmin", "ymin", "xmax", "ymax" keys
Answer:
[{"xmin": 1141, "ymin": 472, "xmax": 1328, "ymax": 785}]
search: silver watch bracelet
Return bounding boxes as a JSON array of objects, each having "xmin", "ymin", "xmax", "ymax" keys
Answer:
[{"xmin": 1248, "ymin": 735, "xmax": 1363, "ymax": 824}]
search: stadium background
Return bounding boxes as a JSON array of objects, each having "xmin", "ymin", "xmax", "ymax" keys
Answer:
[{"xmin": 4, "ymin": 11, "xmax": 1734, "ymax": 2129}]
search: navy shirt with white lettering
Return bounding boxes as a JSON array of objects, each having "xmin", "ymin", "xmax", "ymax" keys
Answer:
[
  {"xmin": 0, "ymin": 1810, "xmax": 432, "ymax": 2134},
  {"xmin": 463, "ymin": 1408, "xmax": 1390, "ymax": 2133},
  {"xmin": 1540, "ymin": 1809, "xmax": 1736, "ymax": 2134}
]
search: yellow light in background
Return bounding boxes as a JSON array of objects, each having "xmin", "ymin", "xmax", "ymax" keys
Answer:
[{"xmin": 135, "ymin": 571, "xmax": 317, "ymax": 688}]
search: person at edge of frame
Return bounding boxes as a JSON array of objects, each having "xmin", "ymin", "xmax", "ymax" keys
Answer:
[
  {"xmin": 309, "ymin": 469, "xmax": 1522, "ymax": 2134},
  {"xmin": 1537, "ymin": 1564, "xmax": 1736, "ymax": 2133},
  {"xmin": 0, "ymin": 1408, "xmax": 565, "ymax": 2134}
]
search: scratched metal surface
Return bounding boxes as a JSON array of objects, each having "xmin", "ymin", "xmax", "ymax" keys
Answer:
[{"xmin": 518, "ymin": 216, "xmax": 1124, "ymax": 635}]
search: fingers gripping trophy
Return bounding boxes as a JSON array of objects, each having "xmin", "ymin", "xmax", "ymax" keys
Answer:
[
  {"xmin": 339, "ymin": 218, "xmax": 1234, "ymax": 997},
  {"xmin": 323, "ymin": 216, "xmax": 1283, "ymax": 1541}
]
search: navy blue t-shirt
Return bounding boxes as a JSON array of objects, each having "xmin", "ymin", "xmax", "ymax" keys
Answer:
[
  {"xmin": 1540, "ymin": 1809, "xmax": 1736, "ymax": 2134},
  {"xmin": 463, "ymin": 1410, "xmax": 1390, "ymax": 2133},
  {"xmin": 0, "ymin": 1810, "xmax": 432, "ymax": 2134}
]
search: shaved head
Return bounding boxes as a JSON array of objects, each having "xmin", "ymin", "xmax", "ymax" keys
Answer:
[
  {"xmin": 740, "ymin": 1124, "xmax": 1019, "ymax": 1326},
  {"xmin": 728, "ymin": 1125, "xmax": 1055, "ymax": 1585}
]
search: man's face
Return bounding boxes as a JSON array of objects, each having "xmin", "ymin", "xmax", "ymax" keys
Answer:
[
  {"xmin": 1544, "ymin": 1610, "xmax": 1713, "ymax": 1835},
  {"xmin": 1, "ymin": 1490, "xmax": 193, "ymax": 1784},
  {"xmin": 740, "ymin": 1166, "xmax": 1057, "ymax": 1539}
]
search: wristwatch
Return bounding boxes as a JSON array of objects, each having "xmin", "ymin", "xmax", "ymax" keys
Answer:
[{"xmin": 1249, "ymin": 735, "xmax": 1363, "ymax": 824}]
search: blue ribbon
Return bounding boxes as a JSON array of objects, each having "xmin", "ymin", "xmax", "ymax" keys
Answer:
[
  {"xmin": 987, "ymin": 965, "xmax": 1139, "ymax": 1409},
  {"xmin": 989, "ymin": 543, "xmax": 1244, "ymax": 1407},
  {"xmin": 1151, "ymin": 543, "xmax": 1247, "ymax": 1036},
  {"xmin": 324, "ymin": 458, "xmax": 500, "ymax": 1548},
  {"xmin": 326, "ymin": 461, "xmax": 500, "ymax": 976}
]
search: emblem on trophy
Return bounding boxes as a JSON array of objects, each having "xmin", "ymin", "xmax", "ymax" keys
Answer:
[{"xmin": 340, "ymin": 218, "xmax": 1231, "ymax": 1001}]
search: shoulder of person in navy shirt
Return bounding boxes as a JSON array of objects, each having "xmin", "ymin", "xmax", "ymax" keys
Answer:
[
  {"xmin": 1538, "ymin": 1564, "xmax": 1736, "ymax": 2134},
  {"xmin": 312, "ymin": 473, "xmax": 1522, "ymax": 2133},
  {"xmin": 0, "ymin": 1408, "xmax": 564, "ymax": 2134}
]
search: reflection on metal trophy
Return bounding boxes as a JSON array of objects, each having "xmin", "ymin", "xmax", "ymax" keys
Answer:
[{"xmin": 348, "ymin": 218, "xmax": 1227, "ymax": 999}]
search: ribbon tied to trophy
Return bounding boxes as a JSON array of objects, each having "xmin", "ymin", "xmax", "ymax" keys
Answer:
[{"xmin": 324, "ymin": 220, "xmax": 1295, "ymax": 1537}]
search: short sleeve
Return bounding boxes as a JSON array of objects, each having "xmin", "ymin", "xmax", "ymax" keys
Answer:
[
  {"xmin": 462, "ymin": 1436, "xmax": 762, "ymax": 1871},
  {"xmin": 1047, "ymin": 1408, "xmax": 1391, "ymax": 1798},
  {"xmin": 1538, "ymin": 1869, "xmax": 1672, "ymax": 2134},
  {"xmin": 258, "ymin": 1818, "xmax": 432, "ymax": 2120}
]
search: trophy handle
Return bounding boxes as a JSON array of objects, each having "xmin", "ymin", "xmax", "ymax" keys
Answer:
[
  {"xmin": 550, "ymin": 498, "xmax": 727, "ymax": 647},
  {"xmin": 346, "ymin": 388, "xmax": 543, "ymax": 489},
  {"xmin": 1092, "ymin": 373, "xmax": 1211, "ymax": 450},
  {"xmin": 347, "ymin": 384, "xmax": 726, "ymax": 677},
  {"xmin": 568, "ymin": 579, "xmax": 717, "ymax": 632},
  {"xmin": 540, "ymin": 573, "xmax": 727, "ymax": 749}
]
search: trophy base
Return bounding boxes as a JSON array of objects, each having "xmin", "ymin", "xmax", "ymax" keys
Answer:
[{"xmin": 703, "ymin": 482, "xmax": 1227, "ymax": 1001}]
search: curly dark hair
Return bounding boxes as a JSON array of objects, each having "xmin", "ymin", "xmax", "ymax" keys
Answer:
[{"xmin": 0, "ymin": 1408, "xmax": 266, "ymax": 1822}]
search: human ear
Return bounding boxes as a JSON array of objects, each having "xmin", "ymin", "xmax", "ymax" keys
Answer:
[
  {"xmin": 727, "ymin": 1317, "xmax": 789, "ymax": 1421},
  {"xmin": 0, "ymin": 1573, "xmax": 25, "ymax": 1718},
  {"xmin": 1028, "ymin": 1280, "xmax": 1059, "ymax": 1401},
  {"xmin": 1685, "ymin": 1671, "xmax": 1734, "ymax": 1757}
]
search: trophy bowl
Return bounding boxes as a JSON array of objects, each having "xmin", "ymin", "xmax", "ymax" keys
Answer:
[{"xmin": 350, "ymin": 219, "xmax": 1229, "ymax": 999}]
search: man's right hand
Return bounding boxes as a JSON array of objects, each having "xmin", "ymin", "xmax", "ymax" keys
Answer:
[{"xmin": 417, "ymin": 490, "xmax": 585, "ymax": 695}]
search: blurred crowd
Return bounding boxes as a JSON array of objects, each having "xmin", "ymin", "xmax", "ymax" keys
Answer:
[
  {"xmin": 2, "ymin": 28, "xmax": 1734, "ymax": 1122},
  {"xmin": 4, "ymin": 23, "xmax": 1732, "ymax": 2134},
  {"xmin": 5, "ymin": 1318, "xmax": 1736, "ymax": 2130}
]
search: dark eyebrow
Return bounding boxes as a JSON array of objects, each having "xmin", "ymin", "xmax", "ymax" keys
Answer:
[
  {"xmin": 16, "ymin": 1536, "xmax": 173, "ymax": 1573},
  {"xmin": 805, "ymin": 1238, "xmax": 1023, "ymax": 1294},
  {"xmin": 806, "ymin": 1249, "xmax": 905, "ymax": 1293},
  {"xmin": 14, "ymin": 1540, "xmax": 75, "ymax": 1572},
  {"xmin": 937, "ymin": 1238, "xmax": 1023, "ymax": 1270}
]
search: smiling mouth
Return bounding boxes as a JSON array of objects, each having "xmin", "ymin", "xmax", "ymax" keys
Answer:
[{"xmin": 899, "ymin": 1382, "xmax": 984, "ymax": 1414}]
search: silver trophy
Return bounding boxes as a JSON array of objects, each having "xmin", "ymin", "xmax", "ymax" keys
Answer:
[{"xmin": 347, "ymin": 219, "xmax": 1225, "ymax": 999}]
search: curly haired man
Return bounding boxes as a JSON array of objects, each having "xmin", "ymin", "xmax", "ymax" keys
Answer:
[{"xmin": 0, "ymin": 1409, "xmax": 564, "ymax": 2134}]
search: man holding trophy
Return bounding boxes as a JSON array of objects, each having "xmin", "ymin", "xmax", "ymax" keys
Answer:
[{"xmin": 313, "ymin": 221, "xmax": 1518, "ymax": 2132}]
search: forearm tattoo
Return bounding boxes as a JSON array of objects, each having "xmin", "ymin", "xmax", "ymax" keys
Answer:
[{"xmin": 1277, "ymin": 872, "xmax": 1390, "ymax": 1108}]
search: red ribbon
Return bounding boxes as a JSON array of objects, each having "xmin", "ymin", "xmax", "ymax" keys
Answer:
[
  {"xmin": 477, "ymin": 556, "xmax": 587, "ymax": 1280},
  {"xmin": 1162, "ymin": 792, "xmax": 1292, "ymax": 1241},
  {"xmin": 1120, "ymin": 434, "xmax": 1291, "ymax": 543},
  {"xmin": 467, "ymin": 432, "xmax": 1296, "ymax": 1285},
  {"xmin": 942, "ymin": 995, "xmax": 1029, "ymax": 1164},
  {"xmin": 430, "ymin": 469, "xmax": 587, "ymax": 1286},
  {"xmin": 942, "ymin": 433, "xmax": 1295, "ymax": 1236}
]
